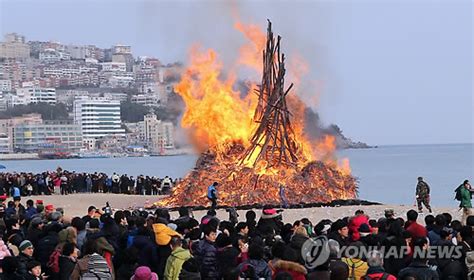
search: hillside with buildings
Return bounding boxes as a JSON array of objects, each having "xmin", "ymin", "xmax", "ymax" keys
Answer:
[
  {"xmin": 0, "ymin": 32, "xmax": 370, "ymax": 159},
  {"xmin": 0, "ymin": 33, "xmax": 180, "ymax": 158}
]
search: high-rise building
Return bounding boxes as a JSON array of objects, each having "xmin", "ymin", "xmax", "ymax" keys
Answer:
[
  {"xmin": 73, "ymin": 96, "xmax": 125, "ymax": 139},
  {"xmin": 0, "ymin": 33, "xmax": 30, "ymax": 59}
]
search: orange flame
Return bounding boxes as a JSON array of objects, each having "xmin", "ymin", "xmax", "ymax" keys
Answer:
[{"xmin": 174, "ymin": 21, "xmax": 351, "ymax": 174}]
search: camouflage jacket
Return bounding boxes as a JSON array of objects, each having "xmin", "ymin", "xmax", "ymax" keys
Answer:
[{"xmin": 416, "ymin": 181, "xmax": 430, "ymax": 197}]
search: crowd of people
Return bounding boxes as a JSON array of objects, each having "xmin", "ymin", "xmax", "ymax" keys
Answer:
[
  {"xmin": 0, "ymin": 169, "xmax": 179, "ymax": 197},
  {"xmin": 0, "ymin": 194, "xmax": 474, "ymax": 280}
]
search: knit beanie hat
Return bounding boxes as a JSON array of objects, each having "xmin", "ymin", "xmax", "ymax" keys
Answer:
[{"xmin": 19, "ymin": 240, "xmax": 33, "ymax": 251}]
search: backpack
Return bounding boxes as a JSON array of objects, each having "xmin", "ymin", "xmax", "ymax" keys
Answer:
[
  {"xmin": 455, "ymin": 186, "xmax": 462, "ymax": 201},
  {"xmin": 47, "ymin": 248, "xmax": 62, "ymax": 273}
]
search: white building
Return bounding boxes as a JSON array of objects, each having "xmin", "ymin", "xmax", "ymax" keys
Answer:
[
  {"xmin": 103, "ymin": 92, "xmax": 128, "ymax": 102},
  {"xmin": 5, "ymin": 93, "xmax": 25, "ymax": 107},
  {"xmin": 73, "ymin": 96, "xmax": 125, "ymax": 139},
  {"xmin": 109, "ymin": 76, "xmax": 134, "ymax": 88},
  {"xmin": 140, "ymin": 113, "xmax": 174, "ymax": 152},
  {"xmin": 131, "ymin": 94, "xmax": 160, "ymax": 107},
  {"xmin": 39, "ymin": 48, "xmax": 61, "ymax": 63},
  {"xmin": 0, "ymin": 80, "xmax": 12, "ymax": 92},
  {"xmin": 0, "ymin": 134, "xmax": 10, "ymax": 153},
  {"xmin": 100, "ymin": 62, "xmax": 126, "ymax": 72},
  {"xmin": 15, "ymin": 87, "xmax": 56, "ymax": 105},
  {"xmin": 0, "ymin": 93, "xmax": 7, "ymax": 111}
]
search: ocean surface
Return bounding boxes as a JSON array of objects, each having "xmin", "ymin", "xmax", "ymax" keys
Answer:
[{"xmin": 1, "ymin": 144, "xmax": 472, "ymax": 207}]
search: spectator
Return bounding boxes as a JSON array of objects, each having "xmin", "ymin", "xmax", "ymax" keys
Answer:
[
  {"xmin": 362, "ymin": 250, "xmax": 396, "ymax": 280},
  {"xmin": 131, "ymin": 266, "xmax": 158, "ymax": 280},
  {"xmin": 164, "ymin": 236, "xmax": 191, "ymax": 280},
  {"xmin": 398, "ymin": 238, "xmax": 439, "ymax": 279}
]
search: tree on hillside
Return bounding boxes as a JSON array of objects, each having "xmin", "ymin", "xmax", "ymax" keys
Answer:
[
  {"xmin": 0, "ymin": 103, "xmax": 69, "ymax": 120},
  {"xmin": 120, "ymin": 101, "xmax": 150, "ymax": 123}
]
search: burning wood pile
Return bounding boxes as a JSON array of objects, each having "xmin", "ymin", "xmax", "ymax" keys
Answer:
[{"xmin": 156, "ymin": 21, "xmax": 357, "ymax": 208}]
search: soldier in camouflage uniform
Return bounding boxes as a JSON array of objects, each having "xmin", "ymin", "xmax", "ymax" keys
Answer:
[{"xmin": 416, "ymin": 176, "xmax": 432, "ymax": 213}]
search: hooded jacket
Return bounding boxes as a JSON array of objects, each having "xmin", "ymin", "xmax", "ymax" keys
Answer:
[
  {"xmin": 164, "ymin": 247, "xmax": 192, "ymax": 280},
  {"xmin": 271, "ymin": 260, "xmax": 307, "ymax": 280},
  {"xmin": 152, "ymin": 223, "xmax": 181, "ymax": 246},
  {"xmin": 349, "ymin": 215, "xmax": 370, "ymax": 241}
]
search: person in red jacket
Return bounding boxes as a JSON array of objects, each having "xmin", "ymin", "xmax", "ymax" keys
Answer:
[
  {"xmin": 405, "ymin": 209, "xmax": 428, "ymax": 239},
  {"xmin": 349, "ymin": 210, "xmax": 370, "ymax": 241},
  {"xmin": 362, "ymin": 250, "xmax": 397, "ymax": 280}
]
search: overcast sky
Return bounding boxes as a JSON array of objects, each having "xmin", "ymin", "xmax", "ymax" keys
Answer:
[{"xmin": 1, "ymin": 0, "xmax": 472, "ymax": 146}]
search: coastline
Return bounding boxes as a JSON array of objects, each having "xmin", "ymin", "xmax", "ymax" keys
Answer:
[{"xmin": 16, "ymin": 193, "xmax": 463, "ymax": 223}]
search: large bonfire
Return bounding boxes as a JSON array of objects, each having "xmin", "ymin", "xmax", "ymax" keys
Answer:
[{"xmin": 157, "ymin": 21, "xmax": 357, "ymax": 207}]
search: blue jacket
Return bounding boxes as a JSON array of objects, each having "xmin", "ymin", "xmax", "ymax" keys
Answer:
[
  {"xmin": 207, "ymin": 185, "xmax": 217, "ymax": 199},
  {"xmin": 25, "ymin": 206, "xmax": 37, "ymax": 220},
  {"xmin": 11, "ymin": 186, "xmax": 20, "ymax": 198}
]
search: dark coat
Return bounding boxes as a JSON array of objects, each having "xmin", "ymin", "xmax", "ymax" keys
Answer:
[
  {"xmin": 16, "ymin": 253, "xmax": 34, "ymax": 276},
  {"xmin": 193, "ymin": 239, "xmax": 218, "ymax": 280},
  {"xmin": 257, "ymin": 218, "xmax": 282, "ymax": 235},
  {"xmin": 116, "ymin": 263, "xmax": 137, "ymax": 280},
  {"xmin": 398, "ymin": 260, "xmax": 439, "ymax": 280},
  {"xmin": 290, "ymin": 234, "xmax": 309, "ymax": 264},
  {"xmin": 237, "ymin": 259, "xmax": 272, "ymax": 280},
  {"xmin": 26, "ymin": 227, "xmax": 43, "ymax": 248},
  {"xmin": 131, "ymin": 234, "xmax": 158, "ymax": 272},
  {"xmin": 216, "ymin": 246, "xmax": 240, "ymax": 279},
  {"xmin": 382, "ymin": 235, "xmax": 409, "ymax": 275},
  {"xmin": 34, "ymin": 231, "xmax": 59, "ymax": 268},
  {"xmin": 58, "ymin": 256, "xmax": 76, "ymax": 280}
]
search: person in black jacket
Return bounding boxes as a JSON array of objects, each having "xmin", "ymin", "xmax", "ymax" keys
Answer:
[
  {"xmin": 26, "ymin": 217, "xmax": 44, "ymax": 248},
  {"xmin": 131, "ymin": 224, "xmax": 158, "ymax": 272},
  {"xmin": 2, "ymin": 256, "xmax": 23, "ymax": 280},
  {"xmin": 116, "ymin": 247, "xmax": 138, "ymax": 280},
  {"xmin": 216, "ymin": 233, "xmax": 240, "ymax": 279},
  {"xmin": 398, "ymin": 237, "xmax": 439, "ymax": 280},
  {"xmin": 58, "ymin": 242, "xmax": 77, "ymax": 280},
  {"xmin": 193, "ymin": 224, "xmax": 218, "ymax": 279},
  {"xmin": 16, "ymin": 240, "xmax": 35, "ymax": 277},
  {"xmin": 34, "ymin": 222, "xmax": 62, "ymax": 273}
]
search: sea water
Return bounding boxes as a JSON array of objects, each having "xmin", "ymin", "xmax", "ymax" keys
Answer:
[{"xmin": 1, "ymin": 144, "xmax": 472, "ymax": 206}]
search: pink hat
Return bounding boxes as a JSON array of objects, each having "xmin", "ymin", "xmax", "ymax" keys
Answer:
[
  {"xmin": 131, "ymin": 266, "xmax": 158, "ymax": 280},
  {"xmin": 263, "ymin": 208, "xmax": 277, "ymax": 215},
  {"xmin": 261, "ymin": 208, "xmax": 281, "ymax": 219}
]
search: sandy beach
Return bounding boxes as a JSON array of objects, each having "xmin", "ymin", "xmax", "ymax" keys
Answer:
[{"xmin": 19, "ymin": 193, "xmax": 463, "ymax": 223}]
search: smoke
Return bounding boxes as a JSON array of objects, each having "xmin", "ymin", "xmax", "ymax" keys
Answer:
[{"xmin": 137, "ymin": 1, "xmax": 348, "ymax": 149}]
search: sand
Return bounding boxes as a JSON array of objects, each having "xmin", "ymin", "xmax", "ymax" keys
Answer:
[{"xmin": 20, "ymin": 193, "xmax": 463, "ymax": 223}]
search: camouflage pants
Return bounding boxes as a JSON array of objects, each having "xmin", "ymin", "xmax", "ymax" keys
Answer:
[{"xmin": 417, "ymin": 195, "xmax": 432, "ymax": 212}]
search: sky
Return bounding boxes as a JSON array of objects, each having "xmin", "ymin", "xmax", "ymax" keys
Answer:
[{"xmin": 0, "ymin": 0, "xmax": 472, "ymax": 146}]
